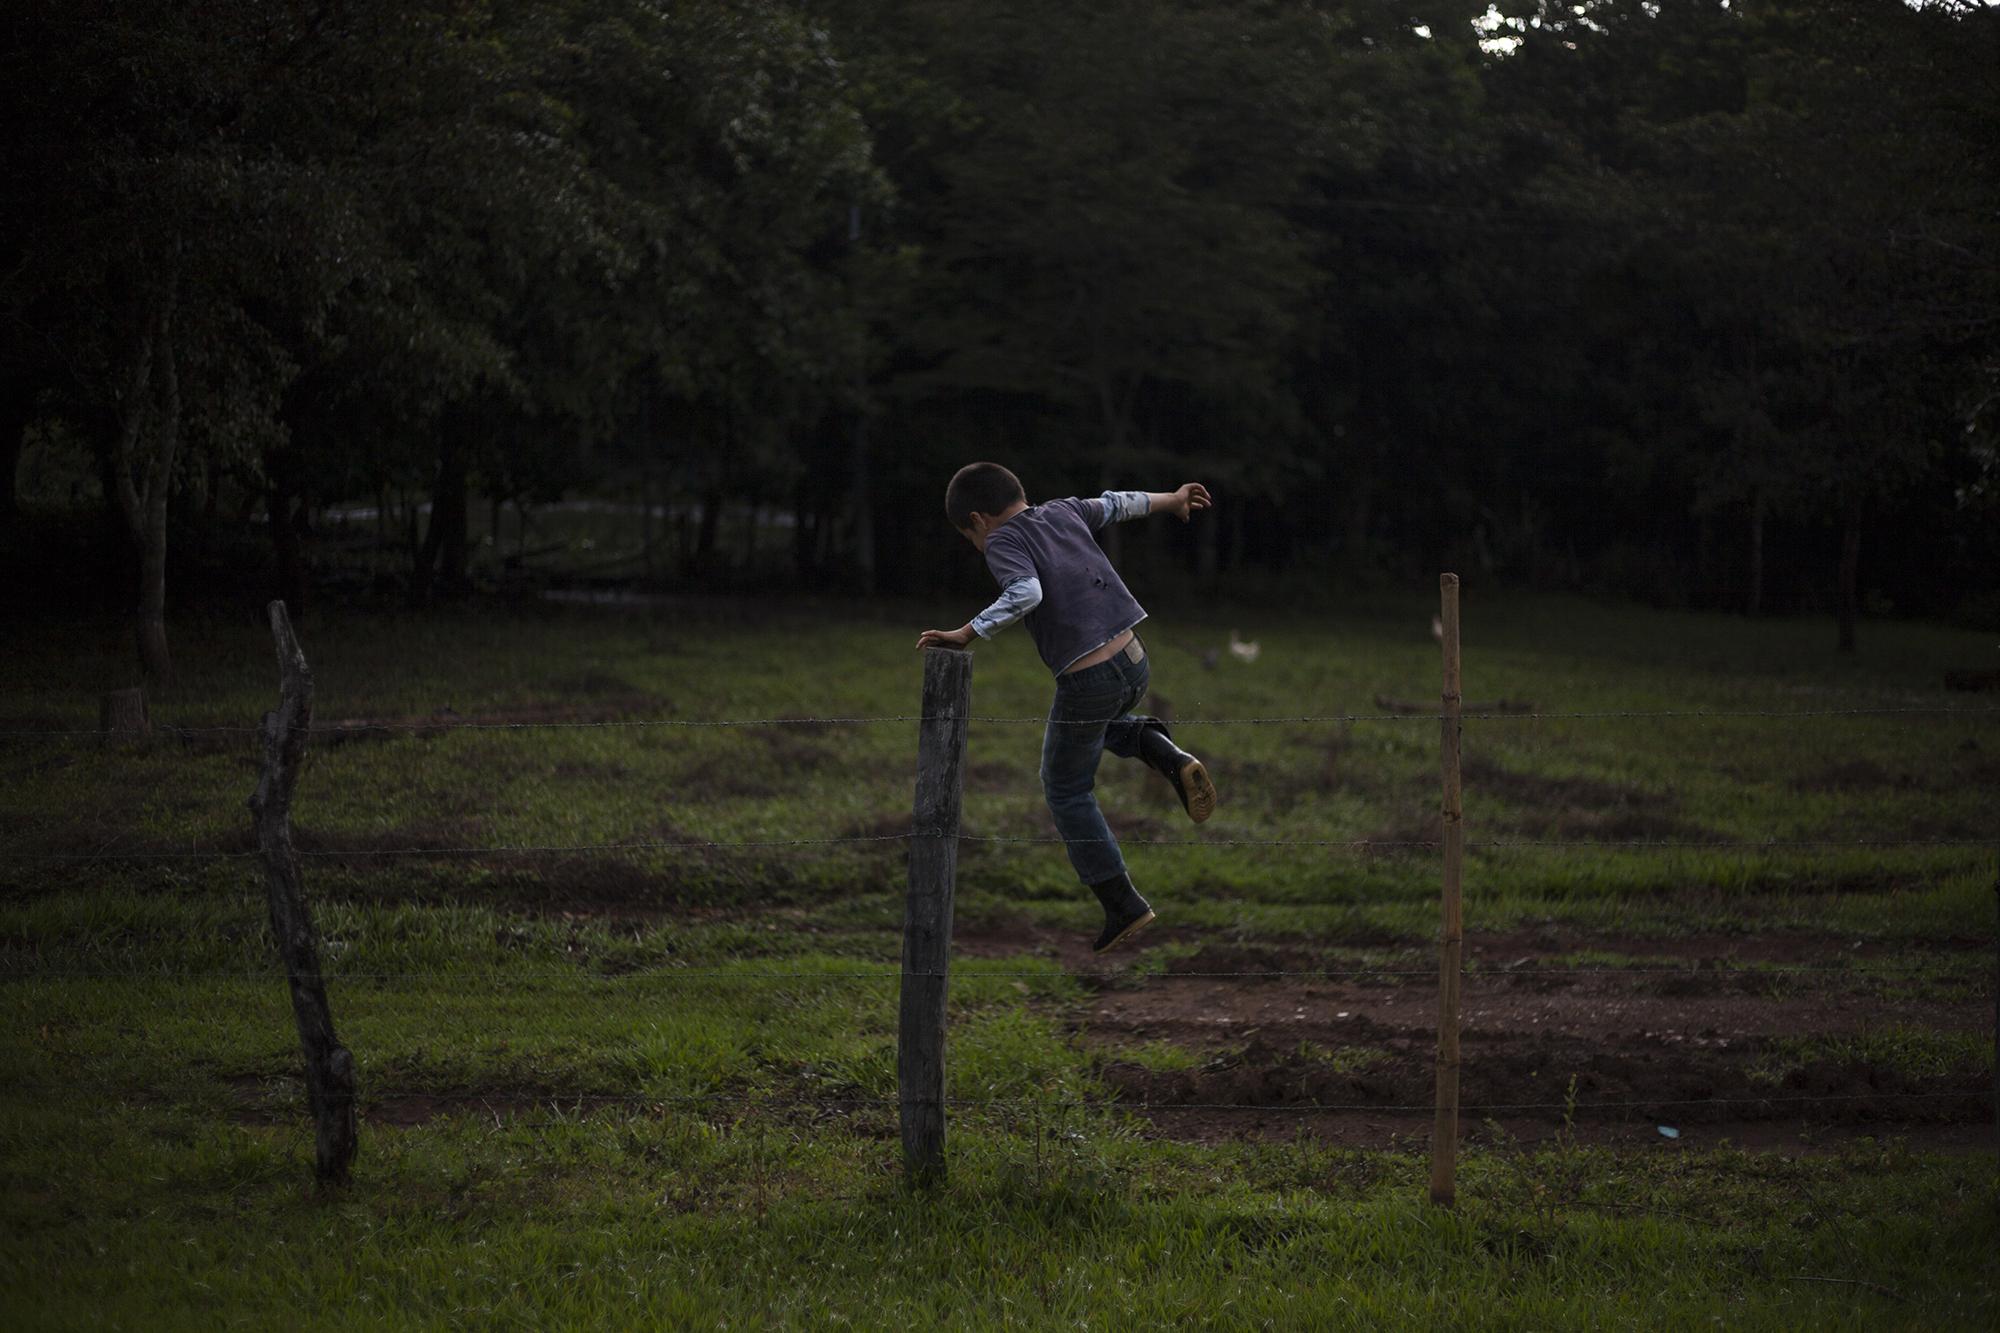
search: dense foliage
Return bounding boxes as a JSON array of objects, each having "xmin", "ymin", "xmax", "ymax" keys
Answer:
[{"xmin": 3, "ymin": 1, "xmax": 1996, "ymax": 675}]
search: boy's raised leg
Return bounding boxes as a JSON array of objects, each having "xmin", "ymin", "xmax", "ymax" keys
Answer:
[{"xmin": 1135, "ymin": 719, "xmax": 1217, "ymax": 823}]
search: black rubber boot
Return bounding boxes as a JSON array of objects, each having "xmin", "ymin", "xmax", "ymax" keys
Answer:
[
  {"xmin": 1088, "ymin": 873, "xmax": 1155, "ymax": 955},
  {"xmin": 1138, "ymin": 720, "xmax": 1217, "ymax": 824}
]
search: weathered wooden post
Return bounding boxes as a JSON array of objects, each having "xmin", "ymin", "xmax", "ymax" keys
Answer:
[
  {"xmin": 1431, "ymin": 573, "xmax": 1465, "ymax": 1207},
  {"xmin": 899, "ymin": 647, "xmax": 971, "ymax": 1186},
  {"xmin": 247, "ymin": 600, "xmax": 357, "ymax": 1187}
]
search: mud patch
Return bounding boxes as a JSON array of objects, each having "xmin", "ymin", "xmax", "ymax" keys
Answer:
[
  {"xmin": 1100, "ymin": 1034, "xmax": 1987, "ymax": 1133},
  {"xmin": 1064, "ymin": 921, "xmax": 1992, "ymax": 1150}
]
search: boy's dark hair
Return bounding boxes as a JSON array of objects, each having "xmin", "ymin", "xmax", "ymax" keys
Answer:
[{"xmin": 944, "ymin": 462, "xmax": 1026, "ymax": 530}]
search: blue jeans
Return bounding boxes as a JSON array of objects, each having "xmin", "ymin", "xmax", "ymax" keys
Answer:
[{"xmin": 1039, "ymin": 646, "xmax": 1150, "ymax": 885}]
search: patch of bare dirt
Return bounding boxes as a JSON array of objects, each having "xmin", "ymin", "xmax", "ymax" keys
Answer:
[
  {"xmin": 220, "ymin": 906, "xmax": 1992, "ymax": 1156},
  {"xmin": 1466, "ymin": 926, "xmax": 1989, "ymax": 966},
  {"xmin": 953, "ymin": 918, "xmax": 1995, "ymax": 1152},
  {"xmin": 1099, "ymin": 1028, "xmax": 1989, "ymax": 1152}
]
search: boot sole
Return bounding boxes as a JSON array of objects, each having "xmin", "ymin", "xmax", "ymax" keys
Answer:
[
  {"xmin": 1093, "ymin": 910, "xmax": 1156, "ymax": 955},
  {"xmin": 1178, "ymin": 759, "xmax": 1217, "ymax": 824}
]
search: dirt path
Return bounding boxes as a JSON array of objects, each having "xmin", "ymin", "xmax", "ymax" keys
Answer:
[{"xmin": 958, "ymin": 916, "xmax": 1996, "ymax": 1153}]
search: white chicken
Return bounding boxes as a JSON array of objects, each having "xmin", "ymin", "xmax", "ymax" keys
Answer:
[{"xmin": 1227, "ymin": 629, "xmax": 1261, "ymax": 664}]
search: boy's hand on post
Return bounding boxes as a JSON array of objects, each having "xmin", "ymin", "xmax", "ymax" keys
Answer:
[{"xmin": 915, "ymin": 624, "xmax": 976, "ymax": 651}]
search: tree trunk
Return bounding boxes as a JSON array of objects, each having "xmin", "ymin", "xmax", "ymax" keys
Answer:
[
  {"xmin": 1091, "ymin": 355, "xmax": 1133, "ymax": 567},
  {"xmin": 641, "ymin": 474, "xmax": 657, "ymax": 577},
  {"xmin": 414, "ymin": 425, "xmax": 469, "ymax": 599},
  {"xmin": 1345, "ymin": 479, "xmax": 1372, "ymax": 567},
  {"xmin": 268, "ymin": 450, "xmax": 308, "ymax": 621},
  {"xmin": 136, "ymin": 525, "xmax": 172, "ymax": 687},
  {"xmin": 0, "ymin": 397, "xmax": 27, "ymax": 527},
  {"xmin": 130, "ymin": 317, "xmax": 180, "ymax": 689},
  {"xmin": 438, "ymin": 442, "xmax": 469, "ymax": 592},
  {"xmin": 95, "ymin": 429, "xmax": 132, "ymax": 566},
  {"xmin": 694, "ymin": 487, "xmax": 721, "ymax": 573},
  {"xmin": 1694, "ymin": 514, "xmax": 1714, "ymax": 605},
  {"xmin": 792, "ymin": 481, "xmax": 816, "ymax": 582},
  {"xmin": 851, "ymin": 403, "xmax": 875, "ymax": 594},
  {"xmin": 1746, "ymin": 491, "xmax": 1765, "ymax": 616},
  {"xmin": 1836, "ymin": 506, "xmax": 1861, "ymax": 653}
]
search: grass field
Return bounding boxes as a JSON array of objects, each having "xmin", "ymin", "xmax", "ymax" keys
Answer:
[{"xmin": 2, "ymin": 587, "xmax": 1996, "ymax": 1327}]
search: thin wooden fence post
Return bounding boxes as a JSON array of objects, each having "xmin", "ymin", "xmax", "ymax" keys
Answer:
[
  {"xmin": 899, "ymin": 647, "xmax": 971, "ymax": 1186},
  {"xmin": 1431, "ymin": 573, "xmax": 1464, "ymax": 1207},
  {"xmin": 248, "ymin": 600, "xmax": 357, "ymax": 1187}
]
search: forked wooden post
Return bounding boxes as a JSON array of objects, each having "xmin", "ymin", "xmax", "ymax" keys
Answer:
[
  {"xmin": 248, "ymin": 600, "xmax": 357, "ymax": 1187},
  {"xmin": 899, "ymin": 648, "xmax": 972, "ymax": 1186},
  {"xmin": 1430, "ymin": 573, "xmax": 1465, "ymax": 1206}
]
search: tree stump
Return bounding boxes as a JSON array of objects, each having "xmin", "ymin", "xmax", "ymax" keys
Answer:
[{"xmin": 98, "ymin": 687, "xmax": 150, "ymax": 738}]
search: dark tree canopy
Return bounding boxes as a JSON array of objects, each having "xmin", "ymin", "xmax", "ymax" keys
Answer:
[{"xmin": 4, "ymin": 0, "xmax": 1996, "ymax": 664}]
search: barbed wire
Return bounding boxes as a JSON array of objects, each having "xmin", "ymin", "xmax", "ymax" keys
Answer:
[
  {"xmin": 0, "ymin": 1082, "xmax": 1981, "ymax": 1117},
  {"xmin": 5, "ymin": 831, "xmax": 1993, "ymax": 865},
  {"xmin": 1, "ymin": 702, "xmax": 1994, "ymax": 739},
  {"xmin": 4, "ymin": 960, "xmax": 1984, "ymax": 982}
]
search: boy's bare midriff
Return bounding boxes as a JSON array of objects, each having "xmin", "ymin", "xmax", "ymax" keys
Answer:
[{"xmin": 1062, "ymin": 629, "xmax": 1135, "ymax": 674}]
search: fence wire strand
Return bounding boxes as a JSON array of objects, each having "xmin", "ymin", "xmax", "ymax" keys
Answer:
[
  {"xmin": 5, "ymin": 832, "xmax": 1996, "ymax": 865},
  {"xmin": 0, "ymin": 1083, "xmax": 1982, "ymax": 1118},
  {"xmin": 1, "ymin": 702, "xmax": 1995, "ymax": 739},
  {"xmin": 1, "ymin": 962, "xmax": 1986, "ymax": 982}
]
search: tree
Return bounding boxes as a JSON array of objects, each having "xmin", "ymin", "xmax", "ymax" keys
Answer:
[{"xmin": 878, "ymin": 0, "xmax": 1326, "ymax": 557}]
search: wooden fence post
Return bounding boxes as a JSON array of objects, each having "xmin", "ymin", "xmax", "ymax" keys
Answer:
[
  {"xmin": 247, "ymin": 600, "xmax": 357, "ymax": 1187},
  {"xmin": 1431, "ymin": 573, "xmax": 1465, "ymax": 1207},
  {"xmin": 899, "ymin": 647, "xmax": 971, "ymax": 1186}
]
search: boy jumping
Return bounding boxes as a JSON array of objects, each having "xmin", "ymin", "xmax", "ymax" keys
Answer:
[{"xmin": 915, "ymin": 463, "xmax": 1218, "ymax": 955}]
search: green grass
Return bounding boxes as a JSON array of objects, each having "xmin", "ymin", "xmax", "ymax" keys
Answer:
[
  {"xmin": 2, "ymin": 1097, "xmax": 1995, "ymax": 1328},
  {"xmin": 2, "ymin": 589, "xmax": 1997, "ymax": 1326}
]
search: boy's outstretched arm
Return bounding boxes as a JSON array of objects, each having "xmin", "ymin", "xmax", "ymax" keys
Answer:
[
  {"xmin": 916, "ymin": 575, "xmax": 1044, "ymax": 651},
  {"xmin": 1098, "ymin": 483, "xmax": 1212, "ymax": 525},
  {"xmin": 1144, "ymin": 483, "xmax": 1212, "ymax": 521}
]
